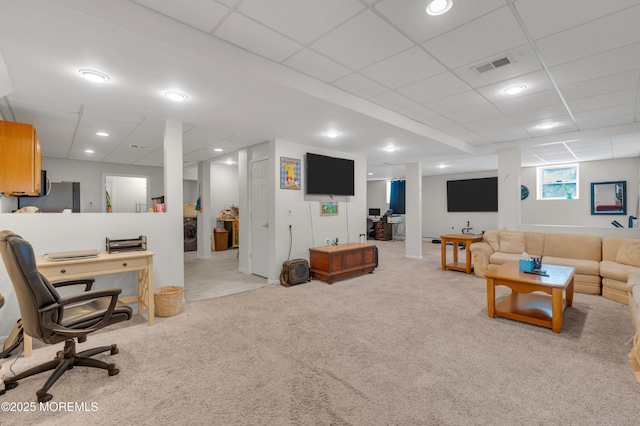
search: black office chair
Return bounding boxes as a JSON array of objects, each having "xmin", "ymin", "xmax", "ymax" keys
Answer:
[
  {"xmin": 0, "ymin": 230, "xmax": 132, "ymax": 402},
  {"xmin": 367, "ymin": 218, "xmax": 375, "ymax": 239}
]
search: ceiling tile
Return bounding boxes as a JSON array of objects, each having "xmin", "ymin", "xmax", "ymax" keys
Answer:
[
  {"xmin": 284, "ymin": 49, "xmax": 352, "ymax": 83},
  {"xmin": 549, "ymin": 42, "xmax": 640, "ymax": 86},
  {"xmin": 559, "ymin": 69, "xmax": 640, "ymax": 102},
  {"xmin": 132, "ymin": 0, "xmax": 229, "ymax": 32},
  {"xmin": 397, "ymin": 105, "xmax": 438, "ymax": 122},
  {"xmin": 397, "ymin": 72, "xmax": 469, "ymax": 104},
  {"xmin": 478, "ymin": 126, "xmax": 530, "ymax": 142},
  {"xmin": 525, "ymin": 143, "xmax": 577, "ymax": 164},
  {"xmin": 535, "ymin": 5, "xmax": 640, "ymax": 67},
  {"xmin": 446, "ymin": 104, "xmax": 504, "ymax": 125},
  {"xmin": 611, "ymin": 134, "xmax": 640, "ymax": 157},
  {"xmin": 424, "ymin": 91, "xmax": 490, "ymax": 116},
  {"xmin": 476, "ymin": 70, "xmax": 554, "ymax": 103},
  {"xmin": 360, "ymin": 47, "xmax": 445, "ymax": 89},
  {"xmin": 421, "ymin": 115, "xmax": 456, "ymax": 129},
  {"xmin": 310, "ymin": 10, "xmax": 413, "ymax": 70},
  {"xmin": 508, "ymin": 104, "xmax": 571, "ymax": 124},
  {"xmin": 455, "ymin": 44, "xmax": 543, "ymax": 89},
  {"xmin": 422, "ymin": 6, "xmax": 528, "ymax": 69},
  {"xmin": 568, "ymin": 89, "xmax": 637, "ymax": 114},
  {"xmin": 564, "ymin": 138, "xmax": 613, "ymax": 162},
  {"xmin": 332, "ymin": 73, "xmax": 388, "ymax": 98},
  {"xmin": 237, "ymin": 0, "xmax": 364, "ymax": 44},
  {"xmin": 574, "ymin": 104, "xmax": 636, "ymax": 130},
  {"xmin": 369, "ymin": 91, "xmax": 416, "ymax": 111},
  {"xmin": 375, "ymin": 0, "xmax": 505, "ymax": 44},
  {"xmin": 464, "ymin": 116, "xmax": 514, "ymax": 132},
  {"xmin": 214, "ymin": 12, "xmax": 301, "ymax": 62},
  {"xmin": 494, "ymin": 90, "xmax": 564, "ymax": 115},
  {"xmin": 515, "ymin": 0, "xmax": 640, "ymax": 40}
]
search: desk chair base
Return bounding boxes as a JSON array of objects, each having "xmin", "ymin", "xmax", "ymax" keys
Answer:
[{"xmin": 1, "ymin": 339, "xmax": 120, "ymax": 403}]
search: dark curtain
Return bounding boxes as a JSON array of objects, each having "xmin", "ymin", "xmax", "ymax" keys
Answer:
[{"xmin": 389, "ymin": 180, "xmax": 406, "ymax": 214}]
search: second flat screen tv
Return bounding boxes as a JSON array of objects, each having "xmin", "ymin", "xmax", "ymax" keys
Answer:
[
  {"xmin": 306, "ymin": 153, "xmax": 355, "ymax": 196},
  {"xmin": 447, "ymin": 177, "xmax": 498, "ymax": 212}
]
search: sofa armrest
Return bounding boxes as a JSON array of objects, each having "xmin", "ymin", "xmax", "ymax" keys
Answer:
[
  {"xmin": 470, "ymin": 241, "xmax": 493, "ymax": 278},
  {"xmin": 628, "ymin": 274, "xmax": 640, "ymax": 291}
]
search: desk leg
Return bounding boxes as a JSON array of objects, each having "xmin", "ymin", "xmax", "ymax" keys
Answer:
[
  {"xmin": 138, "ymin": 265, "xmax": 154, "ymax": 326},
  {"xmin": 441, "ymin": 239, "xmax": 446, "ymax": 270},
  {"xmin": 486, "ymin": 278, "xmax": 495, "ymax": 318}
]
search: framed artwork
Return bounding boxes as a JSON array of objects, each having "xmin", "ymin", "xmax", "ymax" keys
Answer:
[
  {"xmin": 280, "ymin": 157, "xmax": 301, "ymax": 190},
  {"xmin": 591, "ymin": 181, "xmax": 626, "ymax": 215},
  {"xmin": 320, "ymin": 201, "xmax": 338, "ymax": 216}
]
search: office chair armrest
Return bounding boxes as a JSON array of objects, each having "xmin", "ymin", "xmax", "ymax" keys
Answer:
[
  {"xmin": 51, "ymin": 278, "xmax": 95, "ymax": 292},
  {"xmin": 39, "ymin": 289, "xmax": 122, "ymax": 338}
]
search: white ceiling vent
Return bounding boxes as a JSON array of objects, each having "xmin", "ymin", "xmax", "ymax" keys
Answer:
[
  {"xmin": 473, "ymin": 55, "xmax": 513, "ymax": 74},
  {"xmin": 128, "ymin": 144, "xmax": 148, "ymax": 149}
]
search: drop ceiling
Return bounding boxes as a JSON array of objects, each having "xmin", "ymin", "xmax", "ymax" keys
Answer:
[{"xmin": 0, "ymin": 0, "xmax": 638, "ymax": 180}]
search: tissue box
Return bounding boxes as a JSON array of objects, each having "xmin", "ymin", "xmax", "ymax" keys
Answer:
[{"xmin": 519, "ymin": 259, "xmax": 534, "ymax": 272}]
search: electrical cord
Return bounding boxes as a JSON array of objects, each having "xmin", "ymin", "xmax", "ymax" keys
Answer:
[{"xmin": 287, "ymin": 224, "xmax": 292, "ymax": 260}]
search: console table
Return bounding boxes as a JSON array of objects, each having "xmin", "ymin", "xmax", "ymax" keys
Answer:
[
  {"xmin": 309, "ymin": 243, "xmax": 376, "ymax": 284},
  {"xmin": 21, "ymin": 250, "xmax": 156, "ymax": 357}
]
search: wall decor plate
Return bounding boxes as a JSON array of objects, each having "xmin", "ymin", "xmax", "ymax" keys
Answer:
[{"xmin": 521, "ymin": 185, "xmax": 529, "ymax": 200}]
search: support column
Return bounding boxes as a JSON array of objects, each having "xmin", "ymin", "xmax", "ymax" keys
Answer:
[
  {"xmin": 197, "ymin": 161, "xmax": 212, "ymax": 259},
  {"xmin": 497, "ymin": 146, "xmax": 521, "ymax": 230},
  {"xmin": 405, "ymin": 162, "xmax": 423, "ymax": 259},
  {"xmin": 163, "ymin": 118, "xmax": 185, "ymax": 286}
]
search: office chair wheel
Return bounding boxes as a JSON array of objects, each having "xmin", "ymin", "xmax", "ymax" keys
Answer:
[
  {"xmin": 37, "ymin": 391, "xmax": 52, "ymax": 403},
  {"xmin": 107, "ymin": 365, "xmax": 119, "ymax": 376},
  {"xmin": 5, "ymin": 381, "xmax": 18, "ymax": 390},
  {"xmin": 110, "ymin": 344, "xmax": 119, "ymax": 355}
]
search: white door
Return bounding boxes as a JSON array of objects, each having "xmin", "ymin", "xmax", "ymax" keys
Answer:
[{"xmin": 251, "ymin": 159, "xmax": 268, "ymax": 278}]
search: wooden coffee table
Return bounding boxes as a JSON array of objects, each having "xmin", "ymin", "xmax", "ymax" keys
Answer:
[{"xmin": 485, "ymin": 262, "xmax": 575, "ymax": 333}]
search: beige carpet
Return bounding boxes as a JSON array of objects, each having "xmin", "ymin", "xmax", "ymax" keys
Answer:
[{"xmin": 2, "ymin": 241, "xmax": 639, "ymax": 425}]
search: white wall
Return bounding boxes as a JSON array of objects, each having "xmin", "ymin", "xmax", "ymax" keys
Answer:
[
  {"xmin": 210, "ymin": 163, "xmax": 239, "ymax": 229},
  {"xmin": 367, "ymin": 180, "xmax": 389, "ymax": 216},
  {"xmin": 422, "ymin": 170, "xmax": 499, "ymax": 238},
  {"xmin": 0, "ymin": 119, "xmax": 184, "ymax": 339}
]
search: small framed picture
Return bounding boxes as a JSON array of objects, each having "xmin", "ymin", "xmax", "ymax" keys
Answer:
[
  {"xmin": 280, "ymin": 157, "xmax": 301, "ymax": 190},
  {"xmin": 320, "ymin": 201, "xmax": 338, "ymax": 216}
]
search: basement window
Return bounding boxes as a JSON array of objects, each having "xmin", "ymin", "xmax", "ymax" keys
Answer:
[{"xmin": 537, "ymin": 164, "xmax": 579, "ymax": 200}]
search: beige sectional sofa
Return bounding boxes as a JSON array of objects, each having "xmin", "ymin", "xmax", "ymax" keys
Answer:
[
  {"xmin": 600, "ymin": 237, "xmax": 640, "ymax": 304},
  {"xmin": 470, "ymin": 229, "xmax": 602, "ymax": 295}
]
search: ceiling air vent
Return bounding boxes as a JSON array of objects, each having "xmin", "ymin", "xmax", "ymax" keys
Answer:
[
  {"xmin": 473, "ymin": 56, "xmax": 512, "ymax": 74},
  {"xmin": 128, "ymin": 144, "xmax": 148, "ymax": 149}
]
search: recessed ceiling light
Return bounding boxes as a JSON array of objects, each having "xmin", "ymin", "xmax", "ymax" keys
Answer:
[
  {"xmin": 537, "ymin": 123, "xmax": 555, "ymax": 130},
  {"xmin": 225, "ymin": 160, "xmax": 235, "ymax": 165},
  {"xmin": 368, "ymin": 172, "xmax": 373, "ymax": 176},
  {"xmin": 438, "ymin": 164, "xmax": 447, "ymax": 169},
  {"xmin": 214, "ymin": 148, "xmax": 223, "ymax": 152},
  {"xmin": 96, "ymin": 131, "xmax": 109, "ymax": 137},
  {"xmin": 84, "ymin": 149, "xmax": 95, "ymax": 154},
  {"xmin": 78, "ymin": 69, "xmax": 110, "ymax": 83},
  {"xmin": 426, "ymin": 0, "xmax": 453, "ymax": 16},
  {"xmin": 164, "ymin": 90, "xmax": 188, "ymax": 102},
  {"xmin": 384, "ymin": 146, "xmax": 396, "ymax": 152},
  {"xmin": 324, "ymin": 131, "xmax": 339, "ymax": 138},
  {"xmin": 504, "ymin": 84, "xmax": 526, "ymax": 95}
]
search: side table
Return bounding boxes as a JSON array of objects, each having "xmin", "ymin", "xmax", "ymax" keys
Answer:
[{"xmin": 440, "ymin": 234, "xmax": 483, "ymax": 274}]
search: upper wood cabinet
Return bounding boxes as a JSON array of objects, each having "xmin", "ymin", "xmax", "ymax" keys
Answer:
[{"xmin": 0, "ymin": 120, "xmax": 42, "ymax": 196}]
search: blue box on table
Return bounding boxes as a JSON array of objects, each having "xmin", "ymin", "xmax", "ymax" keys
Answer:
[{"xmin": 519, "ymin": 259, "xmax": 534, "ymax": 272}]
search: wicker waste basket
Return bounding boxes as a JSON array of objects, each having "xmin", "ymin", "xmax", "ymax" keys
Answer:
[{"xmin": 154, "ymin": 286, "xmax": 184, "ymax": 317}]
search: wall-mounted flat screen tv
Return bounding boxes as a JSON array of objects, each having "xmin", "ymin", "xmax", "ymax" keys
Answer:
[
  {"xmin": 306, "ymin": 153, "xmax": 355, "ymax": 196},
  {"xmin": 447, "ymin": 177, "xmax": 498, "ymax": 212}
]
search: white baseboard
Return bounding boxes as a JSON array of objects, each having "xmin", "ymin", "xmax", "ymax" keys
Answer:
[{"xmin": 405, "ymin": 255, "xmax": 423, "ymax": 260}]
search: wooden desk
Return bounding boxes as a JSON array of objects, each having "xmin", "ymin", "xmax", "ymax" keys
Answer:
[
  {"xmin": 309, "ymin": 243, "xmax": 376, "ymax": 284},
  {"xmin": 21, "ymin": 251, "xmax": 155, "ymax": 356},
  {"xmin": 440, "ymin": 234, "xmax": 483, "ymax": 274}
]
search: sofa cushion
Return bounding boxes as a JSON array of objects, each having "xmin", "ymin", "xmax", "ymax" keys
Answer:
[
  {"xmin": 489, "ymin": 252, "xmax": 522, "ymax": 265},
  {"xmin": 601, "ymin": 260, "xmax": 640, "ymax": 282},
  {"xmin": 483, "ymin": 230, "xmax": 500, "ymax": 252},
  {"xmin": 543, "ymin": 233, "xmax": 601, "ymax": 261},
  {"xmin": 542, "ymin": 256, "xmax": 600, "ymax": 276},
  {"xmin": 616, "ymin": 239, "xmax": 640, "ymax": 267},
  {"xmin": 499, "ymin": 231, "xmax": 525, "ymax": 254}
]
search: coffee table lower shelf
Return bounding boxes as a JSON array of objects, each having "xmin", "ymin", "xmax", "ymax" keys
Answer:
[{"xmin": 494, "ymin": 292, "xmax": 566, "ymax": 330}]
